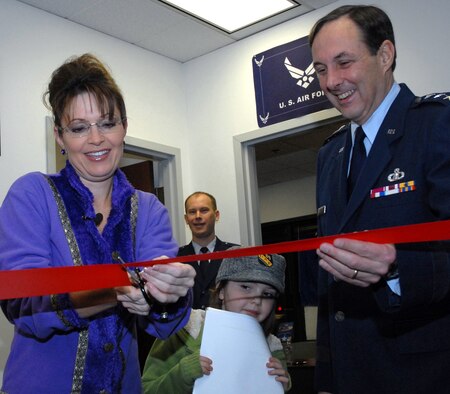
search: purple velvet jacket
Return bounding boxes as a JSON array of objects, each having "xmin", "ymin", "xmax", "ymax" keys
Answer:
[{"xmin": 0, "ymin": 163, "xmax": 191, "ymax": 393}]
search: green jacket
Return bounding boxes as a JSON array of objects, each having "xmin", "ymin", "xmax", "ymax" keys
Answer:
[{"xmin": 142, "ymin": 309, "xmax": 291, "ymax": 393}]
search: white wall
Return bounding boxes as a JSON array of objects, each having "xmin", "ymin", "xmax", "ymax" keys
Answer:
[
  {"xmin": 260, "ymin": 176, "xmax": 317, "ymax": 223},
  {"xmin": 2, "ymin": 0, "xmax": 450, "ymax": 378}
]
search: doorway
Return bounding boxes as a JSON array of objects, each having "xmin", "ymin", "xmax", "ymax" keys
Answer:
[
  {"xmin": 233, "ymin": 111, "xmax": 343, "ymax": 343},
  {"xmin": 233, "ymin": 110, "xmax": 343, "ymax": 246}
]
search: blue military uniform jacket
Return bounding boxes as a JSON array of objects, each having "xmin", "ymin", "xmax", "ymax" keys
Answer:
[{"xmin": 315, "ymin": 84, "xmax": 450, "ymax": 393}]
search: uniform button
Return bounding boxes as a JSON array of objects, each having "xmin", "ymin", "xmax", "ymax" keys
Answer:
[
  {"xmin": 103, "ymin": 343, "xmax": 114, "ymax": 352},
  {"xmin": 201, "ymin": 291, "xmax": 205, "ymax": 295},
  {"xmin": 335, "ymin": 311, "xmax": 345, "ymax": 322},
  {"xmin": 99, "ymin": 390, "xmax": 108, "ymax": 394}
]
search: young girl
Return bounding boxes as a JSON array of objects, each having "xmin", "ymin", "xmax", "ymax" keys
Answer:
[{"xmin": 142, "ymin": 253, "xmax": 291, "ymax": 393}]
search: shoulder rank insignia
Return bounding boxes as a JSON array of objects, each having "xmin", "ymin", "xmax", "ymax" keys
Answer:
[{"xmin": 413, "ymin": 92, "xmax": 450, "ymax": 107}]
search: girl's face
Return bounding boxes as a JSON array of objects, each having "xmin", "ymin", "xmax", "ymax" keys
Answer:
[{"xmin": 219, "ymin": 281, "xmax": 277, "ymax": 323}]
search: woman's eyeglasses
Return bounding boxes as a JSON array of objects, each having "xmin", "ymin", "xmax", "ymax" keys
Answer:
[{"xmin": 58, "ymin": 117, "xmax": 125, "ymax": 138}]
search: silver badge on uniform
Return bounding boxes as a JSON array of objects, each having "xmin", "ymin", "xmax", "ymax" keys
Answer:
[{"xmin": 387, "ymin": 168, "xmax": 405, "ymax": 182}]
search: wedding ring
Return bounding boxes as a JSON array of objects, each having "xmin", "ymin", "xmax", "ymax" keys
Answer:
[{"xmin": 351, "ymin": 269, "xmax": 359, "ymax": 279}]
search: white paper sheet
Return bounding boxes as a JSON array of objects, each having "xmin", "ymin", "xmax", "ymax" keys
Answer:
[{"xmin": 193, "ymin": 307, "xmax": 284, "ymax": 394}]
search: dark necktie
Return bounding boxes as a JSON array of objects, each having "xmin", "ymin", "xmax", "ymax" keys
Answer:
[
  {"xmin": 199, "ymin": 247, "xmax": 209, "ymax": 276},
  {"xmin": 348, "ymin": 126, "xmax": 367, "ymax": 197}
]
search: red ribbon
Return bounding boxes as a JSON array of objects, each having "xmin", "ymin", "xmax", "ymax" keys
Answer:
[{"xmin": 0, "ymin": 219, "xmax": 449, "ymax": 300}]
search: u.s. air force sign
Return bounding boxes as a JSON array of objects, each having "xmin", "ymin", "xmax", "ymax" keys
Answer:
[{"xmin": 253, "ymin": 35, "xmax": 333, "ymax": 128}]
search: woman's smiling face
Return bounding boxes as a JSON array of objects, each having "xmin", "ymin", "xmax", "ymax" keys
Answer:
[{"xmin": 55, "ymin": 92, "xmax": 127, "ymax": 186}]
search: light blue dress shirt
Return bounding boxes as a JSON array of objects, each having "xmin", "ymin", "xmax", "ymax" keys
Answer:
[{"xmin": 350, "ymin": 82, "xmax": 401, "ymax": 295}]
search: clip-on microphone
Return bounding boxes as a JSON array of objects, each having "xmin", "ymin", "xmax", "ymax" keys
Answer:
[{"xmin": 82, "ymin": 213, "xmax": 103, "ymax": 226}]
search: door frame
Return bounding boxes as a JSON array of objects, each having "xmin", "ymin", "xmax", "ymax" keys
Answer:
[
  {"xmin": 233, "ymin": 108, "xmax": 341, "ymax": 246},
  {"xmin": 123, "ymin": 136, "xmax": 185, "ymax": 244}
]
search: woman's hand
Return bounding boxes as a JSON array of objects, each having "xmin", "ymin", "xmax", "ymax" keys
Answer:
[
  {"xmin": 267, "ymin": 356, "xmax": 290, "ymax": 391},
  {"xmin": 140, "ymin": 258, "xmax": 196, "ymax": 304},
  {"xmin": 116, "ymin": 285, "xmax": 151, "ymax": 316}
]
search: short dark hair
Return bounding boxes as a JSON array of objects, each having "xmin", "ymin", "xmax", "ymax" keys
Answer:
[
  {"xmin": 309, "ymin": 5, "xmax": 396, "ymax": 71},
  {"xmin": 43, "ymin": 53, "xmax": 127, "ymax": 130},
  {"xmin": 184, "ymin": 191, "xmax": 217, "ymax": 212}
]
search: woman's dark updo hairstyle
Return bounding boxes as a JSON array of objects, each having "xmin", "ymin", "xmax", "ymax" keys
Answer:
[{"xmin": 43, "ymin": 53, "xmax": 127, "ymax": 132}]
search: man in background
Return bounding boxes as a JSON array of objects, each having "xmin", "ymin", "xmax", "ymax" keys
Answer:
[{"xmin": 178, "ymin": 191, "xmax": 238, "ymax": 309}]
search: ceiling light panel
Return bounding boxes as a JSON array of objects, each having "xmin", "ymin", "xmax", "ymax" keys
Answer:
[{"xmin": 160, "ymin": 0, "xmax": 299, "ymax": 33}]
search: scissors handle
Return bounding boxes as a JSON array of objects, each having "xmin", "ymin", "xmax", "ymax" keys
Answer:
[{"xmin": 112, "ymin": 252, "xmax": 168, "ymax": 320}]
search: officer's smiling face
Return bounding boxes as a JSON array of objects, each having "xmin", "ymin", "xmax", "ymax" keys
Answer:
[
  {"xmin": 184, "ymin": 194, "xmax": 219, "ymax": 241},
  {"xmin": 312, "ymin": 16, "xmax": 395, "ymax": 125}
]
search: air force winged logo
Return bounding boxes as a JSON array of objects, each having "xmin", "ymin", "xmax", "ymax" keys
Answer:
[
  {"xmin": 254, "ymin": 55, "xmax": 264, "ymax": 67},
  {"xmin": 284, "ymin": 57, "xmax": 315, "ymax": 88},
  {"xmin": 259, "ymin": 113, "xmax": 269, "ymax": 124},
  {"xmin": 252, "ymin": 35, "xmax": 333, "ymax": 127}
]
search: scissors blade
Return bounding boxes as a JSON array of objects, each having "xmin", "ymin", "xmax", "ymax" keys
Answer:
[{"xmin": 112, "ymin": 251, "xmax": 141, "ymax": 285}]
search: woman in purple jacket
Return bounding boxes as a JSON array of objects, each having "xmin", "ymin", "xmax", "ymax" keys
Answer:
[{"xmin": 0, "ymin": 53, "xmax": 195, "ymax": 393}]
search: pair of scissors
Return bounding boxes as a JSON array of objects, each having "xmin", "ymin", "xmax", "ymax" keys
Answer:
[
  {"xmin": 112, "ymin": 252, "xmax": 169, "ymax": 321},
  {"xmin": 112, "ymin": 251, "xmax": 152, "ymax": 306}
]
